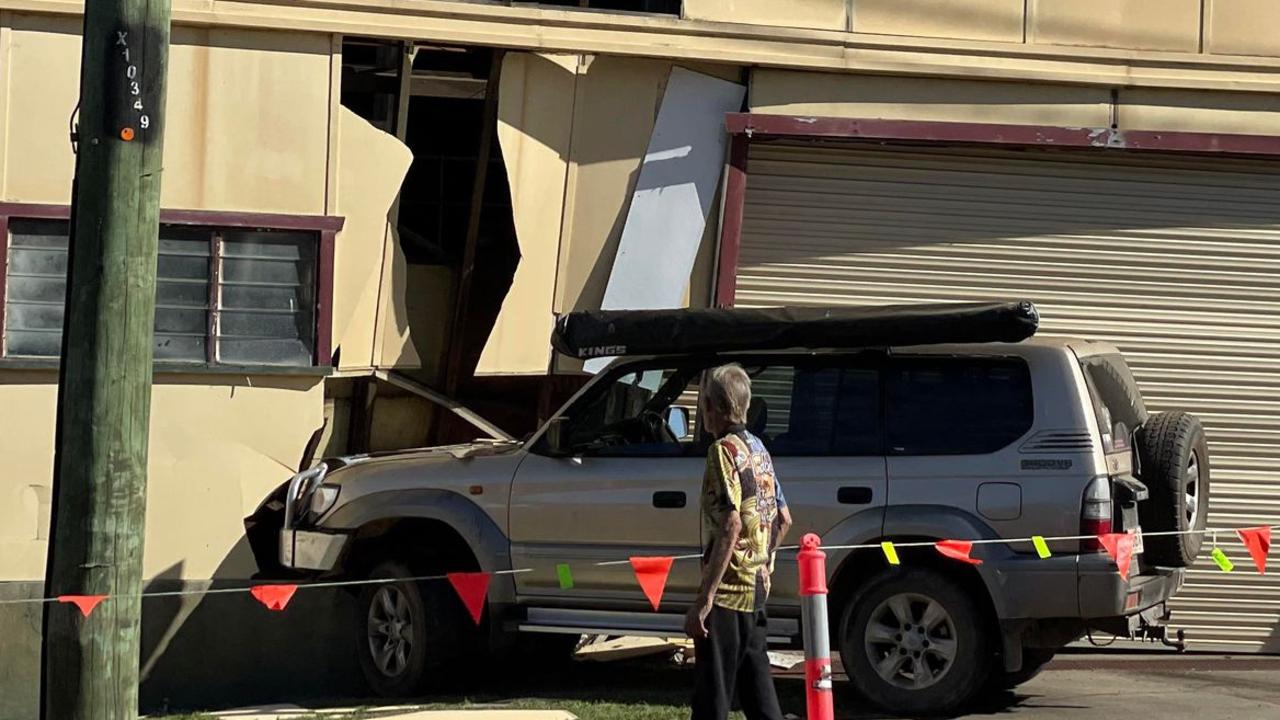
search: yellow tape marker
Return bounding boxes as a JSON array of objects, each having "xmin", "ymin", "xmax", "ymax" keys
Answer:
[
  {"xmin": 881, "ymin": 541, "xmax": 900, "ymax": 566},
  {"xmin": 1211, "ymin": 547, "xmax": 1234, "ymax": 573},
  {"xmin": 1032, "ymin": 536, "xmax": 1052, "ymax": 559}
]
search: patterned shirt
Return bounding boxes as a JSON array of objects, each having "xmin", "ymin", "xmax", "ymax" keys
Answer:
[{"xmin": 701, "ymin": 427, "xmax": 782, "ymax": 612}]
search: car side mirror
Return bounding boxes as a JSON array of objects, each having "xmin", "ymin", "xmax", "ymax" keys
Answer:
[{"xmin": 664, "ymin": 406, "xmax": 690, "ymax": 439}]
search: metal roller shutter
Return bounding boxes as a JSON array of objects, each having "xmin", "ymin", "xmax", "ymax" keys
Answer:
[{"xmin": 736, "ymin": 140, "xmax": 1280, "ymax": 652}]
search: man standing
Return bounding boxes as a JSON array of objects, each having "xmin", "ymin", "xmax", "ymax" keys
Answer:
[{"xmin": 686, "ymin": 364, "xmax": 792, "ymax": 720}]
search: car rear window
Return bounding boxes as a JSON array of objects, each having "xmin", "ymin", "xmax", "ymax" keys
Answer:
[
  {"xmin": 1079, "ymin": 353, "xmax": 1147, "ymax": 451},
  {"xmin": 885, "ymin": 357, "xmax": 1033, "ymax": 455}
]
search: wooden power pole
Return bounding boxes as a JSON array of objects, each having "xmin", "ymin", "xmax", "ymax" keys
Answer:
[{"xmin": 42, "ymin": 2, "xmax": 172, "ymax": 718}]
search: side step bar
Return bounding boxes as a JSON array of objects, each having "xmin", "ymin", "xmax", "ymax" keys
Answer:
[{"xmin": 518, "ymin": 607, "xmax": 799, "ymax": 645}]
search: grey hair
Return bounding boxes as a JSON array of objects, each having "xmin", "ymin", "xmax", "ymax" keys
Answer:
[{"xmin": 706, "ymin": 363, "xmax": 751, "ymax": 426}]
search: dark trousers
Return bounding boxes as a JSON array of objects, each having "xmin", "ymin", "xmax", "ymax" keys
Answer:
[{"xmin": 691, "ymin": 605, "xmax": 785, "ymax": 720}]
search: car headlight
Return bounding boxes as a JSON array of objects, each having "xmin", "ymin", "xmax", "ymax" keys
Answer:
[{"xmin": 309, "ymin": 484, "xmax": 340, "ymax": 518}]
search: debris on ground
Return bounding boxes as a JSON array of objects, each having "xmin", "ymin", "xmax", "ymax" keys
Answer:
[{"xmin": 574, "ymin": 635, "xmax": 689, "ymax": 664}]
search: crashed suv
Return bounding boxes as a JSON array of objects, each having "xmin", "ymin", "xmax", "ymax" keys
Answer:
[{"xmin": 246, "ymin": 301, "xmax": 1209, "ymax": 716}]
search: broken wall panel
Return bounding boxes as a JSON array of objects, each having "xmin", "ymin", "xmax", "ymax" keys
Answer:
[
  {"xmin": 554, "ymin": 56, "xmax": 742, "ymax": 316},
  {"xmin": 476, "ymin": 52, "xmax": 577, "ymax": 375},
  {"xmin": 594, "ymin": 67, "xmax": 744, "ymax": 324},
  {"xmin": 331, "ymin": 107, "xmax": 414, "ymax": 370}
]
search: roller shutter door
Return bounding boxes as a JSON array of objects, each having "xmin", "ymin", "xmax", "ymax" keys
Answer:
[{"xmin": 736, "ymin": 141, "xmax": 1280, "ymax": 652}]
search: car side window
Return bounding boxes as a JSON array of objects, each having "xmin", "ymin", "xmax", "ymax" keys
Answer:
[
  {"xmin": 743, "ymin": 361, "xmax": 880, "ymax": 457},
  {"xmin": 885, "ymin": 356, "xmax": 1033, "ymax": 455},
  {"xmin": 561, "ymin": 365, "xmax": 703, "ymax": 457}
]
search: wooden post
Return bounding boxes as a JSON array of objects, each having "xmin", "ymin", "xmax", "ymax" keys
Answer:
[{"xmin": 41, "ymin": 2, "xmax": 172, "ymax": 719}]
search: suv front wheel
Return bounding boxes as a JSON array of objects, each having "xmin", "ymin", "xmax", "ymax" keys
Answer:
[
  {"xmin": 841, "ymin": 567, "xmax": 991, "ymax": 716},
  {"xmin": 356, "ymin": 561, "xmax": 463, "ymax": 696}
]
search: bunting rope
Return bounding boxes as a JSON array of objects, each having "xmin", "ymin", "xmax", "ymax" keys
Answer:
[{"xmin": 4, "ymin": 523, "xmax": 1276, "ymax": 616}]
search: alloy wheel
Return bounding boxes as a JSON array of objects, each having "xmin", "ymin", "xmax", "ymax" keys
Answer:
[
  {"xmin": 864, "ymin": 592, "xmax": 958, "ymax": 690},
  {"xmin": 367, "ymin": 585, "xmax": 414, "ymax": 678},
  {"xmin": 1185, "ymin": 451, "xmax": 1201, "ymax": 529}
]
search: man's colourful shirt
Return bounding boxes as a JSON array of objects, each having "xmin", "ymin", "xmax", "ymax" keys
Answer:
[{"xmin": 701, "ymin": 428, "xmax": 782, "ymax": 612}]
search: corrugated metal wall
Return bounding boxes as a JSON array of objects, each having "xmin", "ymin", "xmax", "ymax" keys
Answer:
[{"xmin": 736, "ymin": 141, "xmax": 1280, "ymax": 652}]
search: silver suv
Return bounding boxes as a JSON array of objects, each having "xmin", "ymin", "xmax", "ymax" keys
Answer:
[{"xmin": 246, "ymin": 313, "xmax": 1208, "ymax": 716}]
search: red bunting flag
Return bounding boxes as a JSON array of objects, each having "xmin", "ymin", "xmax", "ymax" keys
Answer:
[
  {"xmin": 1237, "ymin": 526, "xmax": 1272, "ymax": 575},
  {"xmin": 447, "ymin": 572, "xmax": 491, "ymax": 625},
  {"xmin": 935, "ymin": 540, "xmax": 982, "ymax": 565},
  {"xmin": 630, "ymin": 556, "xmax": 674, "ymax": 611},
  {"xmin": 1098, "ymin": 533, "xmax": 1135, "ymax": 578},
  {"xmin": 57, "ymin": 595, "xmax": 107, "ymax": 618},
  {"xmin": 250, "ymin": 584, "xmax": 298, "ymax": 611}
]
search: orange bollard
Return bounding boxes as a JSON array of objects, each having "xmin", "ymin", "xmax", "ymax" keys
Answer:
[{"xmin": 798, "ymin": 533, "xmax": 834, "ymax": 720}]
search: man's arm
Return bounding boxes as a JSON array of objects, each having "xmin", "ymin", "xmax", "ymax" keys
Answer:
[
  {"xmin": 771, "ymin": 505, "xmax": 793, "ymax": 557},
  {"xmin": 686, "ymin": 509, "xmax": 741, "ymax": 639}
]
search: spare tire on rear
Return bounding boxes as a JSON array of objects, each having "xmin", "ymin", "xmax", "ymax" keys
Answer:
[{"xmin": 1136, "ymin": 411, "xmax": 1209, "ymax": 567}]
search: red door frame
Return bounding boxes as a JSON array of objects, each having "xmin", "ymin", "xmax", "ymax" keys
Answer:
[{"xmin": 713, "ymin": 112, "xmax": 1280, "ymax": 307}]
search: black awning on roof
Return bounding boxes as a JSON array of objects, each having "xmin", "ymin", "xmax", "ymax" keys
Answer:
[{"xmin": 551, "ymin": 301, "xmax": 1039, "ymax": 359}]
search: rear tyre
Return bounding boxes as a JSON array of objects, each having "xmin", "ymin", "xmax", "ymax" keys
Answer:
[
  {"xmin": 1137, "ymin": 411, "xmax": 1210, "ymax": 567},
  {"xmin": 986, "ymin": 648, "xmax": 1055, "ymax": 692},
  {"xmin": 356, "ymin": 561, "xmax": 463, "ymax": 696},
  {"xmin": 841, "ymin": 567, "xmax": 991, "ymax": 716}
]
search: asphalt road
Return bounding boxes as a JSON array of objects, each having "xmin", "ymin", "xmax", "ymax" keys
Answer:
[{"xmin": 840, "ymin": 652, "xmax": 1280, "ymax": 719}]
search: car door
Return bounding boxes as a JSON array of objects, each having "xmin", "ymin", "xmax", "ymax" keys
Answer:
[
  {"xmin": 738, "ymin": 355, "xmax": 888, "ymax": 607},
  {"xmin": 509, "ymin": 361, "xmax": 707, "ymax": 608}
]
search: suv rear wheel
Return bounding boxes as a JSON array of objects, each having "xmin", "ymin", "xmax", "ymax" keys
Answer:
[
  {"xmin": 841, "ymin": 568, "xmax": 991, "ymax": 716},
  {"xmin": 1138, "ymin": 411, "xmax": 1210, "ymax": 566},
  {"xmin": 356, "ymin": 561, "xmax": 463, "ymax": 696}
]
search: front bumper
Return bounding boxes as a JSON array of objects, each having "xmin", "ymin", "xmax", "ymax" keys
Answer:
[{"xmin": 279, "ymin": 529, "xmax": 349, "ymax": 571}]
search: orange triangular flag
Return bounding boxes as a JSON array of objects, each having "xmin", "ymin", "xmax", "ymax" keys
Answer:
[
  {"xmin": 250, "ymin": 584, "xmax": 298, "ymax": 611},
  {"xmin": 630, "ymin": 556, "xmax": 674, "ymax": 611},
  {"xmin": 447, "ymin": 572, "xmax": 491, "ymax": 625},
  {"xmin": 935, "ymin": 540, "xmax": 982, "ymax": 565},
  {"xmin": 1237, "ymin": 526, "xmax": 1272, "ymax": 575},
  {"xmin": 57, "ymin": 595, "xmax": 107, "ymax": 618},
  {"xmin": 1098, "ymin": 533, "xmax": 1135, "ymax": 578}
]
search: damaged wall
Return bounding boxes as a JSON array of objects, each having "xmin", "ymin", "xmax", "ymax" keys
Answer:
[{"xmin": 0, "ymin": 15, "xmax": 337, "ymax": 582}]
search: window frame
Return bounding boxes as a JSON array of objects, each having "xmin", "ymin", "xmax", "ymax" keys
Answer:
[{"xmin": 0, "ymin": 202, "xmax": 344, "ymax": 369}]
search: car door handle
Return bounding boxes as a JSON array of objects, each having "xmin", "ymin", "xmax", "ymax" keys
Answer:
[
  {"xmin": 837, "ymin": 486, "xmax": 874, "ymax": 505},
  {"xmin": 653, "ymin": 491, "xmax": 686, "ymax": 509}
]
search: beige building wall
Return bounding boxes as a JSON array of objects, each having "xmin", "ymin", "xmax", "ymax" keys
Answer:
[{"xmin": 0, "ymin": 16, "xmax": 344, "ymax": 582}]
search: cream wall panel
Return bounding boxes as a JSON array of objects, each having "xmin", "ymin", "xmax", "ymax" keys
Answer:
[
  {"xmin": 1205, "ymin": 0, "xmax": 1280, "ymax": 57},
  {"xmin": 375, "ymin": 258, "xmax": 454, "ymax": 376},
  {"xmin": 750, "ymin": 70, "xmax": 1112, "ymax": 127},
  {"xmin": 853, "ymin": 0, "xmax": 1024, "ymax": 43},
  {"xmin": 1120, "ymin": 88, "xmax": 1280, "ymax": 135},
  {"xmin": 683, "ymin": 0, "xmax": 847, "ymax": 32},
  {"xmin": 332, "ymin": 107, "xmax": 413, "ymax": 371},
  {"xmin": 476, "ymin": 52, "xmax": 576, "ymax": 375},
  {"xmin": 1029, "ymin": 0, "xmax": 1202, "ymax": 52},
  {"xmin": 2, "ymin": 14, "xmax": 330, "ymax": 213},
  {"xmin": 0, "ymin": 376, "xmax": 323, "ymax": 581}
]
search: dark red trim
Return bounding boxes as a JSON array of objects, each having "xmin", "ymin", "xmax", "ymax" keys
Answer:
[
  {"xmin": 0, "ymin": 202, "xmax": 345, "ymax": 231},
  {"xmin": 715, "ymin": 133, "xmax": 749, "ymax": 308},
  {"xmin": 725, "ymin": 113, "xmax": 1280, "ymax": 157},
  {"xmin": 316, "ymin": 229, "xmax": 336, "ymax": 366},
  {"xmin": 0, "ymin": 215, "xmax": 8, "ymax": 355}
]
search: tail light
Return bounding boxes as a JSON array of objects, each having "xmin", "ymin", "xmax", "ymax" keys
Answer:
[{"xmin": 1081, "ymin": 475, "xmax": 1113, "ymax": 552}]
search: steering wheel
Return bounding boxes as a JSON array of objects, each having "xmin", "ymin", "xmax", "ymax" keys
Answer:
[{"xmin": 640, "ymin": 410, "xmax": 679, "ymax": 445}]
